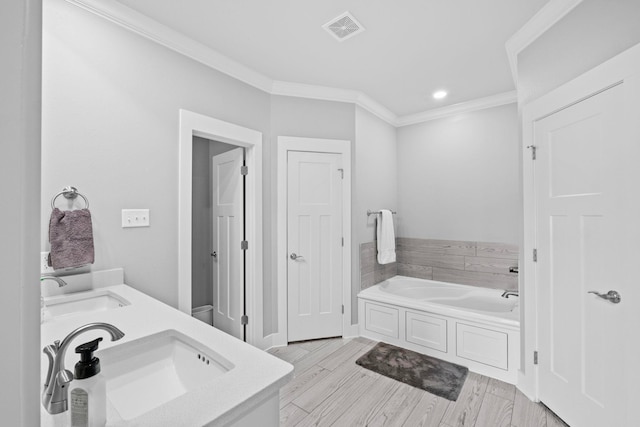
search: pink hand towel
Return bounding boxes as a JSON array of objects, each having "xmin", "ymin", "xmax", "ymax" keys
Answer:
[{"xmin": 48, "ymin": 208, "xmax": 95, "ymax": 269}]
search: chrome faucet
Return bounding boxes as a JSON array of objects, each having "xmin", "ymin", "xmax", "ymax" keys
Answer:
[
  {"xmin": 42, "ymin": 323, "xmax": 125, "ymax": 414},
  {"xmin": 501, "ymin": 290, "xmax": 519, "ymax": 298},
  {"xmin": 40, "ymin": 275, "xmax": 68, "ymax": 287}
]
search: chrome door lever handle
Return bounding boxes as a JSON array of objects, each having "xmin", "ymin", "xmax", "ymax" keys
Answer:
[
  {"xmin": 588, "ymin": 290, "xmax": 621, "ymax": 304},
  {"xmin": 290, "ymin": 252, "xmax": 304, "ymax": 260}
]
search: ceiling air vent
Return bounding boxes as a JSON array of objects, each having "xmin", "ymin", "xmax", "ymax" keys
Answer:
[{"xmin": 322, "ymin": 11, "xmax": 365, "ymax": 42}]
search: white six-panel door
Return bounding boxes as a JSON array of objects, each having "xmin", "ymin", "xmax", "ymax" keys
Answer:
[
  {"xmin": 212, "ymin": 148, "xmax": 244, "ymax": 340},
  {"xmin": 287, "ymin": 151, "xmax": 343, "ymax": 342},
  {"xmin": 534, "ymin": 83, "xmax": 630, "ymax": 427}
]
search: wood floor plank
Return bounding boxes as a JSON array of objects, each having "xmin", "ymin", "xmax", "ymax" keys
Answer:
[
  {"xmin": 317, "ymin": 340, "xmax": 368, "ymax": 371},
  {"xmin": 298, "ymin": 338, "xmax": 336, "ymax": 352},
  {"xmin": 291, "ymin": 339, "xmax": 350, "ymax": 377},
  {"xmin": 329, "ymin": 375, "xmax": 401, "ymax": 426},
  {"xmin": 486, "ymin": 378, "xmax": 516, "ymax": 400},
  {"xmin": 295, "ymin": 369, "xmax": 378, "ymax": 426},
  {"xmin": 366, "ymin": 383, "xmax": 426, "ymax": 427},
  {"xmin": 279, "ymin": 364, "xmax": 331, "ymax": 409},
  {"xmin": 280, "ymin": 403, "xmax": 309, "ymax": 427},
  {"xmin": 401, "ymin": 392, "xmax": 450, "ymax": 427},
  {"xmin": 292, "ymin": 361, "xmax": 365, "ymax": 413},
  {"xmin": 268, "ymin": 344, "xmax": 309, "ymax": 364},
  {"xmin": 511, "ymin": 389, "xmax": 547, "ymax": 427},
  {"xmin": 545, "ymin": 408, "xmax": 569, "ymax": 427},
  {"xmin": 439, "ymin": 372, "xmax": 489, "ymax": 427},
  {"xmin": 474, "ymin": 392, "xmax": 513, "ymax": 427},
  {"xmin": 273, "ymin": 338, "xmax": 549, "ymax": 427}
]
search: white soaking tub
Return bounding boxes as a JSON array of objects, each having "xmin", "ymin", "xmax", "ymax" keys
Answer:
[{"xmin": 358, "ymin": 276, "xmax": 520, "ymax": 384}]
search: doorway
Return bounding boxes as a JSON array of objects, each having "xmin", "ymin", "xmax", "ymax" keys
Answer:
[
  {"xmin": 178, "ymin": 109, "xmax": 265, "ymax": 348},
  {"xmin": 522, "ymin": 44, "xmax": 640, "ymax": 427},
  {"xmin": 191, "ymin": 137, "xmax": 245, "ymax": 340},
  {"xmin": 276, "ymin": 136, "xmax": 354, "ymax": 346}
]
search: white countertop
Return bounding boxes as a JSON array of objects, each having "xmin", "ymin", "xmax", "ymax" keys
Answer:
[{"xmin": 40, "ymin": 275, "xmax": 292, "ymax": 426}]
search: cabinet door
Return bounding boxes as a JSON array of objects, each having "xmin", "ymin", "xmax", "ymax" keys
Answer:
[
  {"xmin": 456, "ymin": 323, "xmax": 508, "ymax": 370},
  {"xmin": 364, "ymin": 302, "xmax": 398, "ymax": 338},
  {"xmin": 405, "ymin": 311, "xmax": 447, "ymax": 353}
]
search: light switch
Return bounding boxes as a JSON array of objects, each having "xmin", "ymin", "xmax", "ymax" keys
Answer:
[{"xmin": 122, "ymin": 209, "xmax": 150, "ymax": 228}]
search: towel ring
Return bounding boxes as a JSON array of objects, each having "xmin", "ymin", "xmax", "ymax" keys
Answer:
[{"xmin": 51, "ymin": 186, "xmax": 90, "ymax": 210}]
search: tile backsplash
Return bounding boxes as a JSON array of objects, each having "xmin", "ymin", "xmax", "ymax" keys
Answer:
[{"xmin": 360, "ymin": 238, "xmax": 518, "ymax": 291}]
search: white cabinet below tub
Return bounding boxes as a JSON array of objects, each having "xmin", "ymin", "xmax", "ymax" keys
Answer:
[
  {"xmin": 405, "ymin": 311, "xmax": 448, "ymax": 353},
  {"xmin": 358, "ymin": 296, "xmax": 520, "ymax": 384},
  {"xmin": 364, "ymin": 302, "xmax": 399, "ymax": 338},
  {"xmin": 456, "ymin": 323, "xmax": 508, "ymax": 370}
]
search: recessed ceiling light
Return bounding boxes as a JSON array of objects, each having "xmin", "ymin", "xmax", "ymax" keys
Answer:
[{"xmin": 433, "ymin": 90, "xmax": 448, "ymax": 100}]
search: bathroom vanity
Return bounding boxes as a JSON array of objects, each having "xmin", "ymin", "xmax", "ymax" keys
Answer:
[{"xmin": 40, "ymin": 269, "xmax": 292, "ymax": 426}]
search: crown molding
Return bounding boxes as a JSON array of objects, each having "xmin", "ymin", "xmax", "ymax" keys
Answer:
[
  {"xmin": 271, "ymin": 81, "xmax": 398, "ymax": 124},
  {"xmin": 396, "ymin": 91, "xmax": 517, "ymax": 127},
  {"xmin": 64, "ymin": 0, "xmax": 517, "ymax": 128},
  {"xmin": 64, "ymin": 0, "xmax": 274, "ymax": 92},
  {"xmin": 506, "ymin": 0, "xmax": 584, "ymax": 86}
]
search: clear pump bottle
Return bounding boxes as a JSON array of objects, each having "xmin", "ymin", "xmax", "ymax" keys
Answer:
[{"xmin": 70, "ymin": 337, "xmax": 107, "ymax": 427}]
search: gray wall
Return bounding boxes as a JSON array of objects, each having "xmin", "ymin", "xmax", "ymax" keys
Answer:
[
  {"xmin": 42, "ymin": 0, "xmax": 271, "ymax": 309},
  {"xmin": 396, "ymin": 104, "xmax": 519, "ymax": 245},
  {"xmin": 353, "ymin": 106, "xmax": 398, "ymax": 323},
  {"xmin": 518, "ymin": 0, "xmax": 640, "ymax": 105},
  {"xmin": 191, "ymin": 136, "xmax": 236, "ymax": 309},
  {"xmin": 269, "ymin": 95, "xmax": 356, "ymax": 332},
  {"xmin": 1, "ymin": 0, "xmax": 41, "ymax": 424}
]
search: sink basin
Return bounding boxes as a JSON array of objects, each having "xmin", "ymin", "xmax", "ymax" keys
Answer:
[
  {"xmin": 98, "ymin": 329, "xmax": 234, "ymax": 420},
  {"xmin": 44, "ymin": 290, "xmax": 130, "ymax": 318}
]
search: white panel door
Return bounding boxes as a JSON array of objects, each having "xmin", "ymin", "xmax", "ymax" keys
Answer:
[
  {"xmin": 535, "ymin": 83, "xmax": 634, "ymax": 427},
  {"xmin": 212, "ymin": 148, "xmax": 244, "ymax": 340},
  {"xmin": 287, "ymin": 151, "xmax": 343, "ymax": 342}
]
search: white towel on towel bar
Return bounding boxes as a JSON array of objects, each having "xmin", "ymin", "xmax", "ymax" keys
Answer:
[{"xmin": 376, "ymin": 209, "xmax": 396, "ymax": 265}]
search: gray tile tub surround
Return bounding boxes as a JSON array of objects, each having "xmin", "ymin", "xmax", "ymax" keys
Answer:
[
  {"xmin": 360, "ymin": 242, "xmax": 397, "ymax": 290},
  {"xmin": 359, "ymin": 238, "xmax": 518, "ymax": 291}
]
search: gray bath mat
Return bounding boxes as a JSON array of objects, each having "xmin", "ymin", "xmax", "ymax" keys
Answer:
[{"xmin": 355, "ymin": 342, "xmax": 468, "ymax": 401}]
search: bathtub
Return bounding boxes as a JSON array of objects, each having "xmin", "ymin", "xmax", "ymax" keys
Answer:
[{"xmin": 358, "ymin": 276, "xmax": 520, "ymax": 384}]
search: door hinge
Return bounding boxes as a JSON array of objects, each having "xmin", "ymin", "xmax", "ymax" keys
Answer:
[
  {"xmin": 527, "ymin": 145, "xmax": 537, "ymax": 160},
  {"xmin": 241, "ymin": 315, "xmax": 248, "ymax": 325},
  {"xmin": 338, "ymin": 168, "xmax": 344, "ymax": 179},
  {"xmin": 533, "ymin": 351, "xmax": 539, "ymax": 365},
  {"xmin": 533, "ymin": 249, "xmax": 538, "ymax": 262},
  {"xmin": 341, "ymin": 304, "xmax": 344, "ymax": 314},
  {"xmin": 241, "ymin": 240, "xmax": 248, "ymax": 250},
  {"xmin": 241, "ymin": 165, "xmax": 248, "ymax": 175}
]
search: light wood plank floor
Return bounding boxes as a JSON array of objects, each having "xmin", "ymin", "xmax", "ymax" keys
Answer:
[{"xmin": 268, "ymin": 337, "xmax": 569, "ymax": 427}]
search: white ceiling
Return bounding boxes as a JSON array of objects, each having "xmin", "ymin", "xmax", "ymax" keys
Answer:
[{"xmin": 114, "ymin": 0, "xmax": 548, "ymax": 117}]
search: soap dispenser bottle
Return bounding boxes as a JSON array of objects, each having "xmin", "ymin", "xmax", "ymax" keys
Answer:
[{"xmin": 70, "ymin": 337, "xmax": 107, "ymax": 427}]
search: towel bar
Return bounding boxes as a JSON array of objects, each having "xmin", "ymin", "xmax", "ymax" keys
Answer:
[
  {"xmin": 367, "ymin": 209, "xmax": 397, "ymax": 216},
  {"xmin": 51, "ymin": 186, "xmax": 90, "ymax": 210}
]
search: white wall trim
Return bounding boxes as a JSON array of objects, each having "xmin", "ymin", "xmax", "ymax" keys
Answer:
[
  {"xmin": 274, "ymin": 136, "xmax": 352, "ymax": 347},
  {"xmin": 64, "ymin": 0, "xmax": 273, "ymax": 92},
  {"xmin": 65, "ymin": 0, "xmax": 518, "ymax": 128},
  {"xmin": 396, "ymin": 91, "xmax": 517, "ymax": 127},
  {"xmin": 519, "ymin": 41, "xmax": 640, "ymax": 403},
  {"xmin": 271, "ymin": 81, "xmax": 397, "ymax": 125},
  {"xmin": 178, "ymin": 109, "xmax": 267, "ymax": 349},
  {"xmin": 505, "ymin": 0, "xmax": 584, "ymax": 86}
]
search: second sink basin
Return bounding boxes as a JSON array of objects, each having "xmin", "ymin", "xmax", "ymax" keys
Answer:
[
  {"xmin": 44, "ymin": 290, "xmax": 130, "ymax": 318},
  {"xmin": 98, "ymin": 329, "xmax": 235, "ymax": 420}
]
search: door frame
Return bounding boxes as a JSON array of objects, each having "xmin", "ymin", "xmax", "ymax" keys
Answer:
[
  {"xmin": 520, "ymin": 43, "xmax": 640, "ymax": 401},
  {"xmin": 274, "ymin": 136, "xmax": 354, "ymax": 346},
  {"xmin": 178, "ymin": 109, "xmax": 265, "ymax": 348}
]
